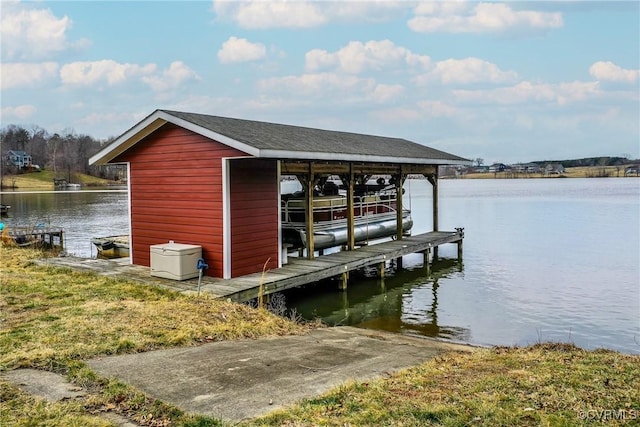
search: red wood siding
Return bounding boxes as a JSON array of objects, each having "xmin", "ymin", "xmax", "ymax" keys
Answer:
[
  {"xmin": 229, "ymin": 158, "xmax": 279, "ymax": 277},
  {"xmin": 115, "ymin": 124, "xmax": 246, "ymax": 277}
]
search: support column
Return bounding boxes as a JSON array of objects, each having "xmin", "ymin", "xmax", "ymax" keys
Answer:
[
  {"xmin": 378, "ymin": 261, "xmax": 386, "ymax": 278},
  {"xmin": 347, "ymin": 164, "xmax": 355, "ymax": 250},
  {"xmin": 432, "ymin": 169, "xmax": 439, "ymax": 232},
  {"xmin": 304, "ymin": 165, "xmax": 315, "ymax": 260},
  {"xmin": 394, "ymin": 168, "xmax": 404, "ymax": 240}
]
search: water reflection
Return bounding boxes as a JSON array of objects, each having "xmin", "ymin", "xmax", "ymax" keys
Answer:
[{"xmin": 285, "ymin": 257, "xmax": 470, "ymax": 343}]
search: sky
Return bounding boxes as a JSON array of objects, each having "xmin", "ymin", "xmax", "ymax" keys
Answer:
[{"xmin": 1, "ymin": 1, "xmax": 638, "ymax": 164}]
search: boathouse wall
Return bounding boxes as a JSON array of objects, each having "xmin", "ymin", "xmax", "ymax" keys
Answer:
[
  {"xmin": 228, "ymin": 158, "xmax": 280, "ymax": 277},
  {"xmin": 114, "ymin": 124, "xmax": 249, "ymax": 277}
]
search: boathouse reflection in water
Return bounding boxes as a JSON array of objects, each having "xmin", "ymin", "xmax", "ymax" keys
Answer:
[{"xmin": 284, "ymin": 257, "xmax": 470, "ymax": 343}]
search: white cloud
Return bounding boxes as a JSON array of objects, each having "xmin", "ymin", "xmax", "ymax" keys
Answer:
[
  {"xmin": 258, "ymin": 72, "xmax": 375, "ymax": 97},
  {"xmin": 0, "ymin": 62, "xmax": 59, "ymax": 90},
  {"xmin": 370, "ymin": 100, "xmax": 458, "ymax": 124},
  {"xmin": 408, "ymin": 2, "xmax": 563, "ymax": 34},
  {"xmin": 1, "ymin": 104, "xmax": 37, "ymax": 120},
  {"xmin": 370, "ymin": 84, "xmax": 404, "ymax": 103},
  {"xmin": 60, "ymin": 60, "xmax": 157, "ymax": 86},
  {"xmin": 142, "ymin": 61, "xmax": 200, "ymax": 92},
  {"xmin": 0, "ymin": 2, "xmax": 88, "ymax": 60},
  {"xmin": 214, "ymin": 1, "xmax": 326, "ymax": 29},
  {"xmin": 418, "ymin": 57, "xmax": 518, "ymax": 85},
  {"xmin": 453, "ymin": 80, "xmax": 601, "ymax": 105},
  {"xmin": 305, "ymin": 40, "xmax": 430, "ymax": 74},
  {"xmin": 218, "ymin": 37, "xmax": 267, "ymax": 64},
  {"xmin": 212, "ymin": 0, "xmax": 405, "ymax": 29},
  {"xmin": 589, "ymin": 61, "xmax": 639, "ymax": 83}
]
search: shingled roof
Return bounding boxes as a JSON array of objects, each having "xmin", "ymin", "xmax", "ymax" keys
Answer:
[{"xmin": 90, "ymin": 109, "xmax": 470, "ymax": 166}]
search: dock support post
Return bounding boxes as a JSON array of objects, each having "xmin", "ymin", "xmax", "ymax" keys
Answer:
[
  {"xmin": 339, "ymin": 271, "xmax": 349, "ymax": 291},
  {"xmin": 424, "ymin": 247, "xmax": 431, "ymax": 276},
  {"xmin": 378, "ymin": 261, "xmax": 385, "ymax": 279},
  {"xmin": 427, "ymin": 169, "xmax": 439, "ymax": 259},
  {"xmin": 455, "ymin": 227, "xmax": 464, "ymax": 263}
]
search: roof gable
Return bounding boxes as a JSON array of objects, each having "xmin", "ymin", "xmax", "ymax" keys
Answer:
[{"xmin": 90, "ymin": 109, "xmax": 470, "ymax": 166}]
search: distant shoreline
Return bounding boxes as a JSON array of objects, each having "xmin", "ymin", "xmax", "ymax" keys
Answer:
[
  {"xmin": 441, "ymin": 165, "xmax": 639, "ymax": 180},
  {"xmin": 2, "ymin": 165, "xmax": 638, "ymax": 191}
]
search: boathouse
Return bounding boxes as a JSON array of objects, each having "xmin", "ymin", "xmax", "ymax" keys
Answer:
[{"xmin": 89, "ymin": 110, "xmax": 469, "ymax": 279}]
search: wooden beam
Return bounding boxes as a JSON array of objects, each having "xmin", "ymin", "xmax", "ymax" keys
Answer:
[{"xmin": 281, "ymin": 161, "xmax": 437, "ymax": 176}]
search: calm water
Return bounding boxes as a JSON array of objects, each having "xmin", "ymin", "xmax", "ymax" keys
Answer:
[
  {"xmin": 2, "ymin": 179, "xmax": 639, "ymax": 354},
  {"xmin": 284, "ymin": 178, "xmax": 640, "ymax": 354},
  {"xmin": 0, "ymin": 189, "xmax": 129, "ymax": 257}
]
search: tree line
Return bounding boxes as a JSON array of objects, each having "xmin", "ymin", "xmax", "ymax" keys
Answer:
[
  {"xmin": 0, "ymin": 124, "xmax": 121, "ymax": 181},
  {"xmin": 532, "ymin": 156, "xmax": 637, "ymax": 168}
]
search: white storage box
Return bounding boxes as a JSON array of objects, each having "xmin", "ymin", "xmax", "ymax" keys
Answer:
[{"xmin": 150, "ymin": 242, "xmax": 202, "ymax": 280}]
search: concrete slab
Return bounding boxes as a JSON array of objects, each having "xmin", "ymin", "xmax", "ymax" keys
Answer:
[
  {"xmin": 88, "ymin": 327, "xmax": 472, "ymax": 422},
  {"xmin": 2, "ymin": 369, "xmax": 86, "ymax": 402}
]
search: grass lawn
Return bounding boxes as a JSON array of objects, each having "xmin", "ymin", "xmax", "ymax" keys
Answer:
[
  {"xmin": 1, "ymin": 246, "xmax": 638, "ymax": 426},
  {"xmin": 1, "ymin": 170, "xmax": 117, "ymax": 190}
]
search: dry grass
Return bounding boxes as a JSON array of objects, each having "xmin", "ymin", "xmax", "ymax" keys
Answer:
[
  {"xmin": 253, "ymin": 344, "xmax": 640, "ymax": 426},
  {"xmin": 1, "ymin": 171, "xmax": 116, "ymax": 190},
  {"xmin": 456, "ymin": 165, "xmax": 636, "ymax": 180},
  {"xmin": 0, "ymin": 247, "xmax": 310, "ymax": 370},
  {"xmin": 0, "ymin": 245, "xmax": 310, "ymax": 426}
]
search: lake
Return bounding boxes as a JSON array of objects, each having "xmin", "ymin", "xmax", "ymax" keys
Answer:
[{"xmin": 2, "ymin": 178, "xmax": 638, "ymax": 354}]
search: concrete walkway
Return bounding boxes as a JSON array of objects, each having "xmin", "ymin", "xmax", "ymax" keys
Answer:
[
  {"xmin": 87, "ymin": 327, "xmax": 473, "ymax": 422},
  {"xmin": 3, "ymin": 327, "xmax": 473, "ymax": 424}
]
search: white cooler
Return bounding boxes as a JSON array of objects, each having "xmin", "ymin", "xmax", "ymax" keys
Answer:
[{"xmin": 150, "ymin": 242, "xmax": 202, "ymax": 280}]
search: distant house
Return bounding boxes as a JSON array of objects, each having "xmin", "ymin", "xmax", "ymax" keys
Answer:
[
  {"xmin": 625, "ymin": 165, "xmax": 639, "ymax": 176},
  {"xmin": 4, "ymin": 150, "xmax": 32, "ymax": 168},
  {"xmin": 545, "ymin": 163, "xmax": 565, "ymax": 175},
  {"xmin": 489, "ymin": 163, "xmax": 506, "ymax": 173},
  {"xmin": 514, "ymin": 163, "xmax": 541, "ymax": 174}
]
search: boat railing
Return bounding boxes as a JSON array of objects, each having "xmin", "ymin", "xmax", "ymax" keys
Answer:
[{"xmin": 281, "ymin": 194, "xmax": 404, "ymax": 228}]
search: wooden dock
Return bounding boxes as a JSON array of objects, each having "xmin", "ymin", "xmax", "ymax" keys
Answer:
[
  {"xmin": 3, "ymin": 225, "xmax": 64, "ymax": 251},
  {"xmin": 37, "ymin": 230, "xmax": 463, "ymax": 302}
]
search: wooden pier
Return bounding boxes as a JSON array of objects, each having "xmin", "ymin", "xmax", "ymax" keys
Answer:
[
  {"xmin": 3, "ymin": 225, "xmax": 64, "ymax": 251},
  {"xmin": 37, "ymin": 230, "xmax": 463, "ymax": 303}
]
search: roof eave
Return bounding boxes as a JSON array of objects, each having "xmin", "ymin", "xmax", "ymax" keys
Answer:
[
  {"xmin": 258, "ymin": 149, "xmax": 472, "ymax": 166},
  {"xmin": 89, "ymin": 114, "xmax": 166, "ymax": 165},
  {"xmin": 89, "ymin": 110, "xmax": 259, "ymax": 166}
]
